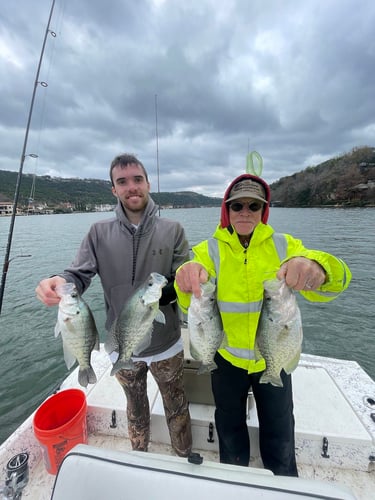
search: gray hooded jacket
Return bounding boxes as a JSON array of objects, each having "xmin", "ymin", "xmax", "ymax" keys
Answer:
[{"xmin": 60, "ymin": 197, "xmax": 189, "ymax": 356}]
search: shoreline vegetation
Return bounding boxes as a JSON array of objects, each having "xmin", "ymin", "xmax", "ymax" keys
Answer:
[
  {"xmin": 1, "ymin": 203, "xmax": 375, "ymax": 218},
  {"xmin": 1, "ymin": 146, "xmax": 374, "ymax": 215}
]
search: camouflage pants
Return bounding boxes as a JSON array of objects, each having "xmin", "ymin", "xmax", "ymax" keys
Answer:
[{"xmin": 115, "ymin": 351, "xmax": 192, "ymax": 457}]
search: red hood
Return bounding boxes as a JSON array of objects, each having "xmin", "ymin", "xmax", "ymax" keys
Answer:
[{"xmin": 220, "ymin": 174, "xmax": 271, "ymax": 227}]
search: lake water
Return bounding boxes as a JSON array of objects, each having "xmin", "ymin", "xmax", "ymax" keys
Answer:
[{"xmin": 0, "ymin": 207, "xmax": 374, "ymax": 445}]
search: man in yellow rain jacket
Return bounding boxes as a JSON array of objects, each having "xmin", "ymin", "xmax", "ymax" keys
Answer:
[{"xmin": 175, "ymin": 173, "xmax": 351, "ymax": 476}]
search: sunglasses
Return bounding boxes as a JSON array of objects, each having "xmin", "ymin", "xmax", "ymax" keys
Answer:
[{"xmin": 229, "ymin": 201, "xmax": 263, "ymax": 212}]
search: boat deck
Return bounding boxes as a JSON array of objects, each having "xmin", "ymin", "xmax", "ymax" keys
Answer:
[
  {"xmin": 12, "ymin": 431, "xmax": 375, "ymax": 500},
  {"xmin": 1, "ymin": 337, "xmax": 374, "ymax": 499}
]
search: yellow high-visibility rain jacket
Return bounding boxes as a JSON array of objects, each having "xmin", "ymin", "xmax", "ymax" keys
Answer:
[{"xmin": 175, "ymin": 221, "xmax": 352, "ymax": 373}]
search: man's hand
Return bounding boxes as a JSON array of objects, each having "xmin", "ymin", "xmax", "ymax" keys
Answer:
[
  {"xmin": 35, "ymin": 276, "xmax": 67, "ymax": 306},
  {"xmin": 175, "ymin": 263, "xmax": 208, "ymax": 298},
  {"xmin": 277, "ymin": 257, "xmax": 326, "ymax": 291}
]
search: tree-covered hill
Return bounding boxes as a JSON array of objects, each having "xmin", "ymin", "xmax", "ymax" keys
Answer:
[
  {"xmin": 269, "ymin": 146, "xmax": 375, "ymax": 207},
  {"xmin": 0, "ymin": 172, "xmax": 222, "ymax": 210},
  {"xmin": 1, "ymin": 146, "xmax": 374, "ymax": 210}
]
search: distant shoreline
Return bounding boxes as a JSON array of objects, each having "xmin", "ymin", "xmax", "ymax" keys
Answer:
[{"xmin": 1, "ymin": 204, "xmax": 374, "ymax": 218}]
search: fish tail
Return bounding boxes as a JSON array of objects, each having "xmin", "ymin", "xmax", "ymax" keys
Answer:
[
  {"xmin": 78, "ymin": 366, "xmax": 97, "ymax": 388},
  {"xmin": 259, "ymin": 371, "xmax": 284, "ymax": 387},
  {"xmin": 110, "ymin": 358, "xmax": 135, "ymax": 376}
]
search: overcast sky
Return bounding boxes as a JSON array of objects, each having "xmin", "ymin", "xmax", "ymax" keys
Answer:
[{"xmin": 1, "ymin": 0, "xmax": 374, "ymax": 197}]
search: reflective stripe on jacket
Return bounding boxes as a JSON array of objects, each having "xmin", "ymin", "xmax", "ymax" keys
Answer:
[{"xmin": 175, "ymin": 222, "xmax": 351, "ymax": 373}]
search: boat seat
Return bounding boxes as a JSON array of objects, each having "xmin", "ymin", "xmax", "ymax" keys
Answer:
[{"xmin": 51, "ymin": 444, "xmax": 356, "ymax": 500}]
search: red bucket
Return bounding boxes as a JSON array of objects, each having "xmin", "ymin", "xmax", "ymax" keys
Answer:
[{"xmin": 33, "ymin": 388, "xmax": 87, "ymax": 475}]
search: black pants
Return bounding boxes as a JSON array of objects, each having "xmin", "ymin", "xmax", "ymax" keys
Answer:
[{"xmin": 211, "ymin": 352, "xmax": 298, "ymax": 476}]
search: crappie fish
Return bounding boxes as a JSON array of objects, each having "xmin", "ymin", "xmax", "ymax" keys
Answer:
[
  {"xmin": 106, "ymin": 272, "xmax": 168, "ymax": 375},
  {"xmin": 55, "ymin": 283, "xmax": 100, "ymax": 388},
  {"xmin": 188, "ymin": 281, "xmax": 225, "ymax": 374},
  {"xmin": 254, "ymin": 278, "xmax": 303, "ymax": 387}
]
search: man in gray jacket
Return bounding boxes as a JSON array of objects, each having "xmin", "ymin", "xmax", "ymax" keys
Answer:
[{"xmin": 36, "ymin": 153, "xmax": 192, "ymax": 457}]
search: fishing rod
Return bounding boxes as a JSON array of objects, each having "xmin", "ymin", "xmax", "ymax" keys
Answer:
[
  {"xmin": 155, "ymin": 94, "xmax": 161, "ymax": 216},
  {"xmin": 0, "ymin": 0, "xmax": 56, "ymax": 315}
]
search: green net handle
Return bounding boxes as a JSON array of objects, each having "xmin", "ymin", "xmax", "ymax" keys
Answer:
[{"xmin": 246, "ymin": 151, "xmax": 263, "ymax": 177}]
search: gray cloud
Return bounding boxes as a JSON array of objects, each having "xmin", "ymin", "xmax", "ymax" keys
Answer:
[{"xmin": 1, "ymin": 0, "xmax": 374, "ymax": 197}]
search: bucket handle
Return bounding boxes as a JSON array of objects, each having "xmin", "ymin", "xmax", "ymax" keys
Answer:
[{"xmin": 54, "ymin": 432, "xmax": 85, "ymax": 443}]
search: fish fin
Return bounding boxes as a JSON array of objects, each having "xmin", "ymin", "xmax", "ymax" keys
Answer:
[
  {"xmin": 189, "ymin": 342, "xmax": 201, "ymax": 361},
  {"xmin": 219, "ymin": 331, "xmax": 228, "ymax": 350},
  {"xmin": 284, "ymin": 350, "xmax": 301, "ymax": 374},
  {"xmin": 253, "ymin": 340, "xmax": 262, "ymax": 361},
  {"xmin": 62, "ymin": 343, "xmax": 77, "ymax": 370},
  {"xmin": 54, "ymin": 323, "xmax": 61, "ymax": 338},
  {"xmin": 104, "ymin": 339, "xmax": 114, "ymax": 354},
  {"xmin": 110, "ymin": 358, "xmax": 135, "ymax": 376},
  {"xmin": 155, "ymin": 310, "xmax": 166, "ymax": 324},
  {"xmin": 259, "ymin": 371, "xmax": 284, "ymax": 387},
  {"xmin": 197, "ymin": 362, "xmax": 217, "ymax": 375},
  {"xmin": 78, "ymin": 366, "xmax": 97, "ymax": 388},
  {"xmin": 93, "ymin": 333, "xmax": 100, "ymax": 352},
  {"xmin": 104, "ymin": 330, "xmax": 118, "ymax": 354}
]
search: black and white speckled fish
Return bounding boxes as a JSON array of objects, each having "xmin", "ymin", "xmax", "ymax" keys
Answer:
[
  {"xmin": 188, "ymin": 280, "xmax": 225, "ymax": 374},
  {"xmin": 106, "ymin": 272, "xmax": 167, "ymax": 375},
  {"xmin": 55, "ymin": 283, "xmax": 100, "ymax": 387},
  {"xmin": 255, "ymin": 279, "xmax": 303, "ymax": 387}
]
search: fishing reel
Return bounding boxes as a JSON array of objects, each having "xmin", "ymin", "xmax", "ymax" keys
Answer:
[{"xmin": 0, "ymin": 452, "xmax": 29, "ymax": 499}]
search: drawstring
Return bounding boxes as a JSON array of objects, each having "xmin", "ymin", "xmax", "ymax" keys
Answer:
[{"xmin": 131, "ymin": 224, "xmax": 143, "ymax": 285}]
